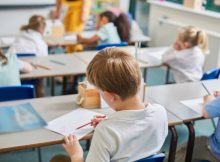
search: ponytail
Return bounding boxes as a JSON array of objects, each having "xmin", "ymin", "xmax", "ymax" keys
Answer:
[
  {"xmin": 100, "ymin": 11, "xmax": 131, "ymax": 42},
  {"xmin": 114, "ymin": 13, "xmax": 131, "ymax": 42},
  {"xmin": 20, "ymin": 15, "xmax": 46, "ymax": 32},
  {"xmin": 178, "ymin": 26, "xmax": 209, "ymax": 54},
  {"xmin": 20, "ymin": 24, "xmax": 31, "ymax": 31},
  {"xmin": 0, "ymin": 50, "xmax": 7, "ymax": 65},
  {"xmin": 196, "ymin": 31, "xmax": 209, "ymax": 54}
]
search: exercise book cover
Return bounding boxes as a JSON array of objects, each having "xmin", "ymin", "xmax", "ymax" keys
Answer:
[{"xmin": 0, "ymin": 103, "xmax": 46, "ymax": 133}]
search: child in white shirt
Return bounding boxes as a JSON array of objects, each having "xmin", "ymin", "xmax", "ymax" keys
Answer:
[
  {"xmin": 10, "ymin": 15, "xmax": 48, "ymax": 57},
  {"xmin": 51, "ymin": 47, "xmax": 168, "ymax": 162},
  {"xmin": 162, "ymin": 26, "xmax": 209, "ymax": 83}
]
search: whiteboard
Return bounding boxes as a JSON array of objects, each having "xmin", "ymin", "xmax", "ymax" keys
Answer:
[{"xmin": 0, "ymin": 0, "xmax": 55, "ymax": 6}]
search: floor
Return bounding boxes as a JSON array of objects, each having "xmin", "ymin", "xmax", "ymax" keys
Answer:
[{"xmin": 0, "ymin": 67, "xmax": 216, "ymax": 162}]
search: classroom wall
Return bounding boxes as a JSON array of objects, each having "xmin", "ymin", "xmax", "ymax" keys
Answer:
[
  {"xmin": 148, "ymin": 1, "xmax": 220, "ymax": 70},
  {"xmin": 0, "ymin": 0, "xmax": 55, "ymax": 36}
]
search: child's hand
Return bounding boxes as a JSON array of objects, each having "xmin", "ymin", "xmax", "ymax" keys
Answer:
[
  {"xmin": 80, "ymin": 11, "xmax": 86, "ymax": 23},
  {"xmin": 91, "ymin": 115, "xmax": 107, "ymax": 128},
  {"xmin": 77, "ymin": 34, "xmax": 83, "ymax": 43},
  {"xmin": 173, "ymin": 41, "xmax": 181, "ymax": 51},
  {"xmin": 203, "ymin": 95, "xmax": 215, "ymax": 105},
  {"xmin": 62, "ymin": 135, "xmax": 83, "ymax": 161},
  {"xmin": 214, "ymin": 91, "xmax": 220, "ymax": 97}
]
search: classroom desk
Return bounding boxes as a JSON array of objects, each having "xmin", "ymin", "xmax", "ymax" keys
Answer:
[
  {"xmin": 19, "ymin": 46, "xmax": 166, "ymax": 79},
  {"xmin": 146, "ymin": 79, "xmax": 220, "ymax": 162},
  {"xmin": 0, "ymin": 30, "xmax": 151, "ymax": 48},
  {"xmin": 20, "ymin": 54, "xmax": 87, "ymax": 80},
  {"xmin": 45, "ymin": 31, "xmax": 151, "ymax": 46},
  {"xmin": 74, "ymin": 46, "xmax": 167, "ymax": 66},
  {"xmin": 20, "ymin": 54, "xmax": 87, "ymax": 95},
  {"xmin": 74, "ymin": 46, "xmax": 168, "ymax": 82},
  {"xmin": 0, "ymin": 36, "xmax": 16, "ymax": 48},
  {"xmin": 0, "ymin": 95, "xmax": 110, "ymax": 153},
  {"xmin": 0, "ymin": 95, "xmax": 181, "ymax": 155}
]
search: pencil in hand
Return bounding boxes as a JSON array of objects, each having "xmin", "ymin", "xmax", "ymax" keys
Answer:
[
  {"xmin": 201, "ymin": 82, "xmax": 211, "ymax": 95},
  {"xmin": 75, "ymin": 115, "xmax": 107, "ymax": 130}
]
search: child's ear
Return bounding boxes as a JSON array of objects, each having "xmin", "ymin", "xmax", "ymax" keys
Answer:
[{"xmin": 103, "ymin": 91, "xmax": 115, "ymax": 102}]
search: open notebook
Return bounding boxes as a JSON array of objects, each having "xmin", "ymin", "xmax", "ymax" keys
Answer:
[
  {"xmin": 180, "ymin": 98, "xmax": 203, "ymax": 115},
  {"xmin": 46, "ymin": 108, "xmax": 104, "ymax": 139}
]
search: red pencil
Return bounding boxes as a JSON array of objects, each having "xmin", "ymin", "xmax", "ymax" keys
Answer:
[{"xmin": 75, "ymin": 116, "xmax": 106, "ymax": 130}]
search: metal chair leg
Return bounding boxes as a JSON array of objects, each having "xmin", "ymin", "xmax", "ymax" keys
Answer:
[
  {"xmin": 185, "ymin": 122, "xmax": 195, "ymax": 162},
  {"xmin": 168, "ymin": 126, "xmax": 178, "ymax": 162},
  {"xmin": 51, "ymin": 78, "xmax": 55, "ymax": 96},
  {"xmin": 165, "ymin": 66, "xmax": 171, "ymax": 84},
  {"xmin": 37, "ymin": 147, "xmax": 42, "ymax": 162},
  {"xmin": 211, "ymin": 118, "xmax": 217, "ymax": 129}
]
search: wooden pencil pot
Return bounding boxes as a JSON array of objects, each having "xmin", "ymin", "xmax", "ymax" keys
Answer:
[{"xmin": 76, "ymin": 82, "xmax": 100, "ymax": 109}]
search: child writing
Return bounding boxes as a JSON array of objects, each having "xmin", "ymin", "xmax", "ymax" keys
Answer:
[
  {"xmin": 77, "ymin": 11, "xmax": 131, "ymax": 45},
  {"xmin": 10, "ymin": 15, "xmax": 48, "ymax": 57},
  {"xmin": 51, "ymin": 47, "xmax": 168, "ymax": 162},
  {"xmin": 0, "ymin": 49, "xmax": 32, "ymax": 86},
  {"xmin": 176, "ymin": 92, "xmax": 220, "ymax": 162},
  {"xmin": 162, "ymin": 26, "xmax": 209, "ymax": 83}
]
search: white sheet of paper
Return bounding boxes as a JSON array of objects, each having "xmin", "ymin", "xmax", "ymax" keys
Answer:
[
  {"xmin": 64, "ymin": 35, "xmax": 77, "ymax": 42},
  {"xmin": 46, "ymin": 108, "xmax": 104, "ymax": 139},
  {"xmin": 139, "ymin": 47, "xmax": 168, "ymax": 64},
  {"xmin": 146, "ymin": 47, "xmax": 168, "ymax": 60},
  {"xmin": 180, "ymin": 98, "xmax": 203, "ymax": 115},
  {"xmin": 81, "ymin": 31, "xmax": 97, "ymax": 38}
]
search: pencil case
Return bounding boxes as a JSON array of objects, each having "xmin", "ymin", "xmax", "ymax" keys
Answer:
[{"xmin": 76, "ymin": 82, "xmax": 100, "ymax": 109}]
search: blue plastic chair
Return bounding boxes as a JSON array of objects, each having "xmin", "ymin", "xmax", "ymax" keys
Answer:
[
  {"xmin": 16, "ymin": 53, "xmax": 36, "ymax": 57},
  {"xmin": 135, "ymin": 153, "xmax": 165, "ymax": 162},
  {"xmin": 0, "ymin": 85, "xmax": 35, "ymax": 102},
  {"xmin": 201, "ymin": 68, "xmax": 220, "ymax": 80},
  {"xmin": 96, "ymin": 42, "xmax": 128, "ymax": 50},
  {"xmin": 16, "ymin": 53, "xmax": 40, "ymax": 88}
]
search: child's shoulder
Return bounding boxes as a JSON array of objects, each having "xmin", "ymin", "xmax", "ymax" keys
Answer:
[
  {"xmin": 100, "ymin": 23, "xmax": 114, "ymax": 30},
  {"xmin": 147, "ymin": 103, "xmax": 167, "ymax": 116},
  {"xmin": 192, "ymin": 46, "xmax": 202, "ymax": 52}
]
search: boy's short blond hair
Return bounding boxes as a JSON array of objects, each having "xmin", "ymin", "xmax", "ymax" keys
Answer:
[{"xmin": 86, "ymin": 47, "xmax": 141, "ymax": 100}]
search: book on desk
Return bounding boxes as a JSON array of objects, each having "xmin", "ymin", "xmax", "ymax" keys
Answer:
[{"xmin": 0, "ymin": 103, "xmax": 46, "ymax": 133}]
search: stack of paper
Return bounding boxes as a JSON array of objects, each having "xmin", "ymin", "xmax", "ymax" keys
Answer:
[{"xmin": 46, "ymin": 108, "xmax": 104, "ymax": 139}]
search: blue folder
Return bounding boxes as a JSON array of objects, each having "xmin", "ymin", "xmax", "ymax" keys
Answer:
[{"xmin": 0, "ymin": 103, "xmax": 46, "ymax": 133}]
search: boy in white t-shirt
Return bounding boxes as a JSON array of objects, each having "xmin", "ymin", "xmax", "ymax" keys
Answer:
[{"xmin": 51, "ymin": 47, "xmax": 168, "ymax": 162}]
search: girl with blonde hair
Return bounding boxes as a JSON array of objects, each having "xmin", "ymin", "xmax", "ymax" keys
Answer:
[
  {"xmin": 162, "ymin": 26, "xmax": 209, "ymax": 83},
  {"xmin": 11, "ymin": 15, "xmax": 48, "ymax": 57}
]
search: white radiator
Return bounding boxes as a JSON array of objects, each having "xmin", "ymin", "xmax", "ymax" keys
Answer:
[{"xmin": 154, "ymin": 18, "xmax": 220, "ymax": 71}]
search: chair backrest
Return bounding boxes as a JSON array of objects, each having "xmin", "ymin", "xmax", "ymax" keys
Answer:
[
  {"xmin": 0, "ymin": 85, "xmax": 35, "ymax": 102},
  {"xmin": 201, "ymin": 68, "xmax": 220, "ymax": 80},
  {"xmin": 135, "ymin": 153, "xmax": 165, "ymax": 162},
  {"xmin": 16, "ymin": 53, "xmax": 36, "ymax": 57},
  {"xmin": 96, "ymin": 42, "xmax": 128, "ymax": 50}
]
